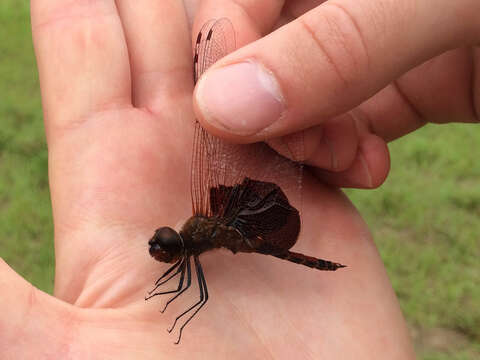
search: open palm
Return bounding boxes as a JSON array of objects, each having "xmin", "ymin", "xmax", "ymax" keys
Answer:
[{"xmin": 0, "ymin": 1, "xmax": 414, "ymax": 359}]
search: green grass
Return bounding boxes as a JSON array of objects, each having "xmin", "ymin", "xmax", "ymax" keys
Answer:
[
  {"xmin": 0, "ymin": 1, "xmax": 54, "ymax": 293},
  {"xmin": 0, "ymin": 2, "xmax": 479, "ymax": 359},
  {"xmin": 346, "ymin": 124, "xmax": 480, "ymax": 358}
]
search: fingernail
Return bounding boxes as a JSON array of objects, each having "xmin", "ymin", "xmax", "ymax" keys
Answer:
[
  {"xmin": 324, "ymin": 138, "xmax": 338, "ymax": 170},
  {"xmin": 195, "ymin": 61, "xmax": 285, "ymax": 135},
  {"xmin": 309, "ymin": 137, "xmax": 339, "ymax": 170},
  {"xmin": 358, "ymin": 153, "xmax": 373, "ymax": 188}
]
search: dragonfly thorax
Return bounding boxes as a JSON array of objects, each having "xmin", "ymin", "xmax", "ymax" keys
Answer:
[{"xmin": 179, "ymin": 216, "xmax": 220, "ymax": 256}]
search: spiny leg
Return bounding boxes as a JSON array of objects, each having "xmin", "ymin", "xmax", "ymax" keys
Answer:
[
  {"xmin": 167, "ymin": 256, "xmax": 208, "ymax": 344},
  {"xmin": 145, "ymin": 258, "xmax": 187, "ymax": 301},
  {"xmin": 174, "ymin": 256, "xmax": 209, "ymax": 344},
  {"xmin": 272, "ymin": 251, "xmax": 346, "ymax": 271},
  {"xmin": 147, "ymin": 260, "xmax": 184, "ymax": 297},
  {"xmin": 155, "ymin": 258, "xmax": 183, "ymax": 286},
  {"xmin": 167, "ymin": 256, "xmax": 203, "ymax": 334},
  {"xmin": 146, "ymin": 257, "xmax": 186, "ymax": 299},
  {"xmin": 160, "ymin": 256, "xmax": 193, "ymax": 313}
]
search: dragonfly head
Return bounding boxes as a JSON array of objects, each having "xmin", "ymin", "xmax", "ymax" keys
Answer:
[{"xmin": 149, "ymin": 227, "xmax": 184, "ymax": 263}]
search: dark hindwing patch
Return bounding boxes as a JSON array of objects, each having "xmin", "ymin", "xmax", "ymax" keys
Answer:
[
  {"xmin": 209, "ymin": 184, "xmax": 232, "ymax": 216},
  {"xmin": 210, "ymin": 178, "xmax": 300, "ymax": 253}
]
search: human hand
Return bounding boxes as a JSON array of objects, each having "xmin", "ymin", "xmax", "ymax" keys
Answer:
[
  {"xmin": 192, "ymin": 0, "xmax": 479, "ymax": 188},
  {"xmin": 0, "ymin": 1, "xmax": 413, "ymax": 359}
]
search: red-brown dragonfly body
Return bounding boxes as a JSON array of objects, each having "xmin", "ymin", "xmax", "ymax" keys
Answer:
[{"xmin": 146, "ymin": 19, "xmax": 345, "ymax": 345}]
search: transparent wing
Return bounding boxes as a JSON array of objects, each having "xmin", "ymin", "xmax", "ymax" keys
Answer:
[
  {"xmin": 191, "ymin": 19, "xmax": 235, "ymax": 215},
  {"xmin": 191, "ymin": 19, "xmax": 304, "ymax": 221}
]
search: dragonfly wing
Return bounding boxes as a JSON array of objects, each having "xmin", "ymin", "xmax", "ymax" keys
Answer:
[
  {"xmin": 190, "ymin": 19, "xmax": 304, "ymax": 234},
  {"xmin": 191, "ymin": 19, "xmax": 236, "ymax": 216}
]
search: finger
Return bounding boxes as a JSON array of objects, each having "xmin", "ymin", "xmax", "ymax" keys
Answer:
[
  {"xmin": 269, "ymin": 114, "xmax": 358, "ymax": 171},
  {"xmin": 193, "ymin": 0, "xmax": 480, "ymax": 143},
  {"xmin": 357, "ymin": 49, "xmax": 479, "ymax": 143},
  {"xmin": 313, "ymin": 133, "xmax": 390, "ymax": 188},
  {"xmin": 115, "ymin": 0, "xmax": 192, "ymax": 114},
  {"xmin": 193, "ymin": 0, "xmax": 285, "ymax": 46},
  {"xmin": 303, "ymin": 114, "xmax": 358, "ymax": 170},
  {"xmin": 31, "ymin": 0, "xmax": 132, "ymax": 138}
]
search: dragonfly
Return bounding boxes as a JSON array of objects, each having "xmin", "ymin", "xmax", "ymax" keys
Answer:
[{"xmin": 146, "ymin": 18, "xmax": 346, "ymax": 344}]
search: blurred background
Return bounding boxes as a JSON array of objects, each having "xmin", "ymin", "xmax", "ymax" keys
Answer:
[{"xmin": 0, "ymin": 2, "xmax": 478, "ymax": 359}]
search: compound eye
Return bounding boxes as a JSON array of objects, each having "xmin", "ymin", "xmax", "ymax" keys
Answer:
[
  {"xmin": 155, "ymin": 227, "xmax": 182, "ymax": 251},
  {"xmin": 149, "ymin": 227, "xmax": 183, "ymax": 263}
]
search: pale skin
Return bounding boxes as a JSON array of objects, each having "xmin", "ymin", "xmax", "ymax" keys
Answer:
[{"xmin": 1, "ymin": 0, "xmax": 478, "ymax": 358}]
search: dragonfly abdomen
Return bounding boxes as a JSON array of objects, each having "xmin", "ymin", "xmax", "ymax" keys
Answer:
[{"xmin": 272, "ymin": 251, "xmax": 346, "ymax": 271}]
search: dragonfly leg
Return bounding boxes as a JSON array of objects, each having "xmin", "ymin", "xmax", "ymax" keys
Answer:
[
  {"xmin": 174, "ymin": 256, "xmax": 209, "ymax": 344},
  {"xmin": 145, "ymin": 257, "xmax": 186, "ymax": 300},
  {"xmin": 167, "ymin": 256, "xmax": 209, "ymax": 344},
  {"xmin": 160, "ymin": 256, "xmax": 192, "ymax": 313},
  {"xmin": 154, "ymin": 258, "xmax": 183, "ymax": 286}
]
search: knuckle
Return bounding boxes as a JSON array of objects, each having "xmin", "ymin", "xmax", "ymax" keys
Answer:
[{"xmin": 299, "ymin": 4, "xmax": 371, "ymax": 89}]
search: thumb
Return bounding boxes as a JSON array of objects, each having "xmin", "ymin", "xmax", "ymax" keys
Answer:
[
  {"xmin": 0, "ymin": 259, "xmax": 70, "ymax": 357},
  {"xmin": 193, "ymin": 0, "xmax": 479, "ymax": 143}
]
